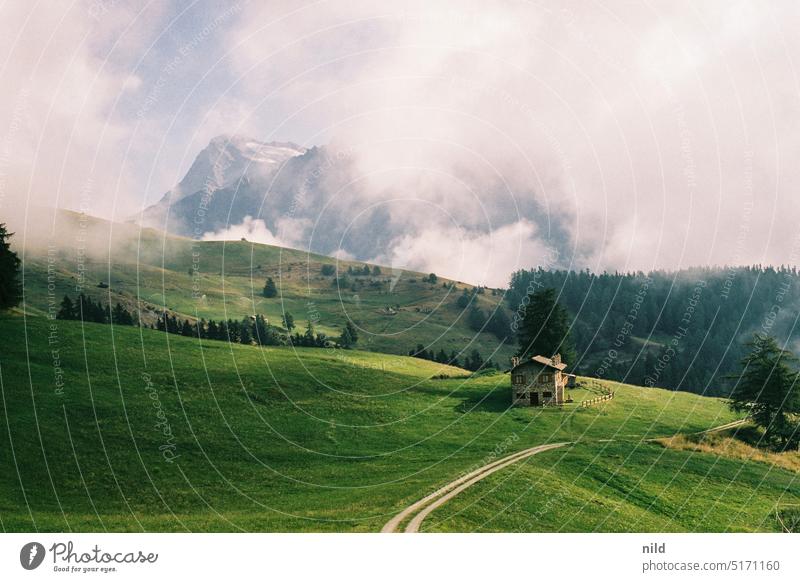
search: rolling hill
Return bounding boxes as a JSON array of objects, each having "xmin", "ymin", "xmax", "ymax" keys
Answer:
[
  {"xmin": 14, "ymin": 208, "xmax": 515, "ymax": 366},
  {"xmin": 2, "ymin": 313, "xmax": 797, "ymax": 532}
]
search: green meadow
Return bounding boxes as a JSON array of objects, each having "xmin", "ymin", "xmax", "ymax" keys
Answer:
[{"xmin": 3, "ymin": 313, "xmax": 793, "ymax": 532}]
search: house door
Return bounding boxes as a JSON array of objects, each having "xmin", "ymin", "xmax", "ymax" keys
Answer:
[{"xmin": 531, "ymin": 392, "xmax": 540, "ymax": 406}]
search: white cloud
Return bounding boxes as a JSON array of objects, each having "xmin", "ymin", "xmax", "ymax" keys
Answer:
[
  {"xmin": 373, "ymin": 220, "xmax": 553, "ymax": 287},
  {"xmin": 5, "ymin": 0, "xmax": 800, "ymax": 280},
  {"xmin": 202, "ymin": 215, "xmax": 286, "ymax": 247},
  {"xmin": 222, "ymin": 0, "xmax": 800, "ymax": 275}
]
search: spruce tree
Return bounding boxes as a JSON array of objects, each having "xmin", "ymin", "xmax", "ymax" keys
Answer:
[
  {"xmin": 516, "ymin": 287, "xmax": 576, "ymax": 365},
  {"xmin": 728, "ymin": 334, "xmax": 800, "ymax": 448},
  {"xmin": 303, "ymin": 321, "xmax": 316, "ymax": 346},
  {"xmin": 262, "ymin": 277, "xmax": 278, "ymax": 298},
  {"xmin": 57, "ymin": 295, "xmax": 75, "ymax": 320},
  {"xmin": 0, "ymin": 224, "xmax": 21, "ymax": 310}
]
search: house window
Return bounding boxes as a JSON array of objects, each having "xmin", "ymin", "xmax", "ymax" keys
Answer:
[
  {"xmin": 512, "ymin": 374, "xmax": 525, "ymax": 386},
  {"xmin": 540, "ymin": 374, "xmax": 551, "ymax": 383},
  {"xmin": 543, "ymin": 391, "xmax": 553, "ymax": 398}
]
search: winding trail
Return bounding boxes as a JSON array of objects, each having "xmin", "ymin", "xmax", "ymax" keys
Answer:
[
  {"xmin": 381, "ymin": 442, "xmax": 570, "ymax": 533},
  {"xmin": 381, "ymin": 419, "xmax": 748, "ymax": 533}
]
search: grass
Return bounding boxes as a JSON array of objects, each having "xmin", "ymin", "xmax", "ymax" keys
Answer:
[
  {"xmin": 420, "ymin": 440, "xmax": 800, "ymax": 532},
  {"xmin": 18, "ymin": 208, "xmax": 515, "ymax": 363},
  {"xmin": 0, "ymin": 313, "xmax": 755, "ymax": 532},
  {"xmin": 658, "ymin": 425, "xmax": 800, "ymax": 474}
]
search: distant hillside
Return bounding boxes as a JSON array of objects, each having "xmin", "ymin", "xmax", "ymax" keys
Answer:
[
  {"xmin": 508, "ymin": 267, "xmax": 800, "ymax": 395},
  {"xmin": 15, "ymin": 208, "xmax": 515, "ymax": 366}
]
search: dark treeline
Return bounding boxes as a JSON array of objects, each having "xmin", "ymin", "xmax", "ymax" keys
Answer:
[
  {"xmin": 409, "ymin": 344, "xmax": 498, "ymax": 372},
  {"xmin": 56, "ymin": 294, "xmax": 350, "ymax": 349},
  {"xmin": 507, "ymin": 266, "xmax": 800, "ymax": 396},
  {"xmin": 155, "ymin": 313, "xmax": 284, "ymax": 346},
  {"xmin": 57, "ymin": 294, "xmax": 137, "ymax": 326}
]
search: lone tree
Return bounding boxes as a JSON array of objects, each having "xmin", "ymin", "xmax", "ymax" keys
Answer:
[
  {"xmin": 0, "ymin": 224, "xmax": 21, "ymax": 310},
  {"xmin": 262, "ymin": 277, "xmax": 278, "ymax": 298},
  {"xmin": 729, "ymin": 334, "xmax": 800, "ymax": 449},
  {"xmin": 339, "ymin": 320, "xmax": 359, "ymax": 348},
  {"xmin": 282, "ymin": 312, "xmax": 295, "ymax": 331},
  {"xmin": 57, "ymin": 295, "xmax": 76, "ymax": 320},
  {"xmin": 516, "ymin": 287, "xmax": 576, "ymax": 365}
]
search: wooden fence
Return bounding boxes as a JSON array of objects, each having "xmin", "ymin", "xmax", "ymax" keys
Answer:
[{"xmin": 580, "ymin": 391, "xmax": 615, "ymax": 408}]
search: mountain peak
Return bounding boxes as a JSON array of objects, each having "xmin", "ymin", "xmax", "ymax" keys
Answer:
[{"xmin": 139, "ymin": 134, "xmax": 309, "ymax": 229}]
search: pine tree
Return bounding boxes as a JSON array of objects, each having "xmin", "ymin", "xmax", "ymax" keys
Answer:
[
  {"xmin": 467, "ymin": 306, "xmax": 487, "ymax": 331},
  {"xmin": 282, "ymin": 312, "xmax": 295, "ymax": 331},
  {"xmin": 487, "ymin": 308, "xmax": 512, "ymax": 339},
  {"xmin": 253, "ymin": 315, "xmax": 270, "ymax": 345},
  {"xmin": 465, "ymin": 350, "xmax": 484, "ymax": 371},
  {"xmin": 262, "ymin": 277, "xmax": 278, "ymax": 298},
  {"xmin": 456, "ymin": 288, "xmax": 470, "ymax": 309},
  {"xmin": 207, "ymin": 320, "xmax": 218, "ymax": 339},
  {"xmin": 57, "ymin": 295, "xmax": 75, "ymax": 320},
  {"xmin": 449, "ymin": 350, "xmax": 461, "ymax": 368},
  {"xmin": 0, "ymin": 224, "xmax": 21, "ymax": 310},
  {"xmin": 516, "ymin": 287, "xmax": 576, "ymax": 365},
  {"xmin": 240, "ymin": 318, "xmax": 252, "ymax": 344},
  {"xmin": 339, "ymin": 320, "xmax": 359, "ymax": 348},
  {"xmin": 303, "ymin": 321, "xmax": 316, "ymax": 346}
]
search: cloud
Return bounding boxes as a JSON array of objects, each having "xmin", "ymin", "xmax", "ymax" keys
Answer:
[
  {"xmin": 5, "ymin": 1, "xmax": 800, "ymax": 282},
  {"xmin": 373, "ymin": 220, "xmax": 554, "ymax": 287},
  {"xmin": 222, "ymin": 0, "xmax": 800, "ymax": 275},
  {"xmin": 202, "ymin": 215, "xmax": 285, "ymax": 247},
  {"xmin": 0, "ymin": 1, "xmax": 167, "ymax": 224}
]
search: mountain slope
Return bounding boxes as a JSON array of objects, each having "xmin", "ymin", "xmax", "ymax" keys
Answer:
[{"xmin": 16, "ymin": 208, "xmax": 515, "ymax": 364}]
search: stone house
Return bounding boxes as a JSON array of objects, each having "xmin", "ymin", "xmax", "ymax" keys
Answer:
[{"xmin": 510, "ymin": 354, "xmax": 568, "ymax": 406}]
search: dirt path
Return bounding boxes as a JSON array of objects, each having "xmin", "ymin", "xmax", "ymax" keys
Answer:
[
  {"xmin": 381, "ymin": 419, "xmax": 749, "ymax": 533},
  {"xmin": 381, "ymin": 442, "xmax": 570, "ymax": 533}
]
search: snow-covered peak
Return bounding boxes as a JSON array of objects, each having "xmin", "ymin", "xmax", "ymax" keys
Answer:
[
  {"xmin": 167, "ymin": 135, "xmax": 306, "ymax": 201},
  {"xmin": 209, "ymin": 134, "xmax": 306, "ymax": 165}
]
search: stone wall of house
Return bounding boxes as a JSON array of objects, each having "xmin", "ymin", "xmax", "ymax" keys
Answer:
[{"xmin": 511, "ymin": 363, "xmax": 564, "ymax": 406}]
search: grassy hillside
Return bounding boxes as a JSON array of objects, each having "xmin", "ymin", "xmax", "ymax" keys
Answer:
[
  {"xmin": 15, "ymin": 208, "xmax": 515, "ymax": 364},
  {"xmin": 4, "ymin": 313, "xmax": 792, "ymax": 532},
  {"xmin": 421, "ymin": 440, "xmax": 800, "ymax": 532}
]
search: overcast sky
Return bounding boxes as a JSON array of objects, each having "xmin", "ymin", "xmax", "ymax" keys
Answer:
[{"xmin": 1, "ymin": 0, "xmax": 799, "ymax": 285}]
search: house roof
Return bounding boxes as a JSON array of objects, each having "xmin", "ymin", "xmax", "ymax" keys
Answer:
[{"xmin": 512, "ymin": 355, "xmax": 567, "ymax": 371}]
